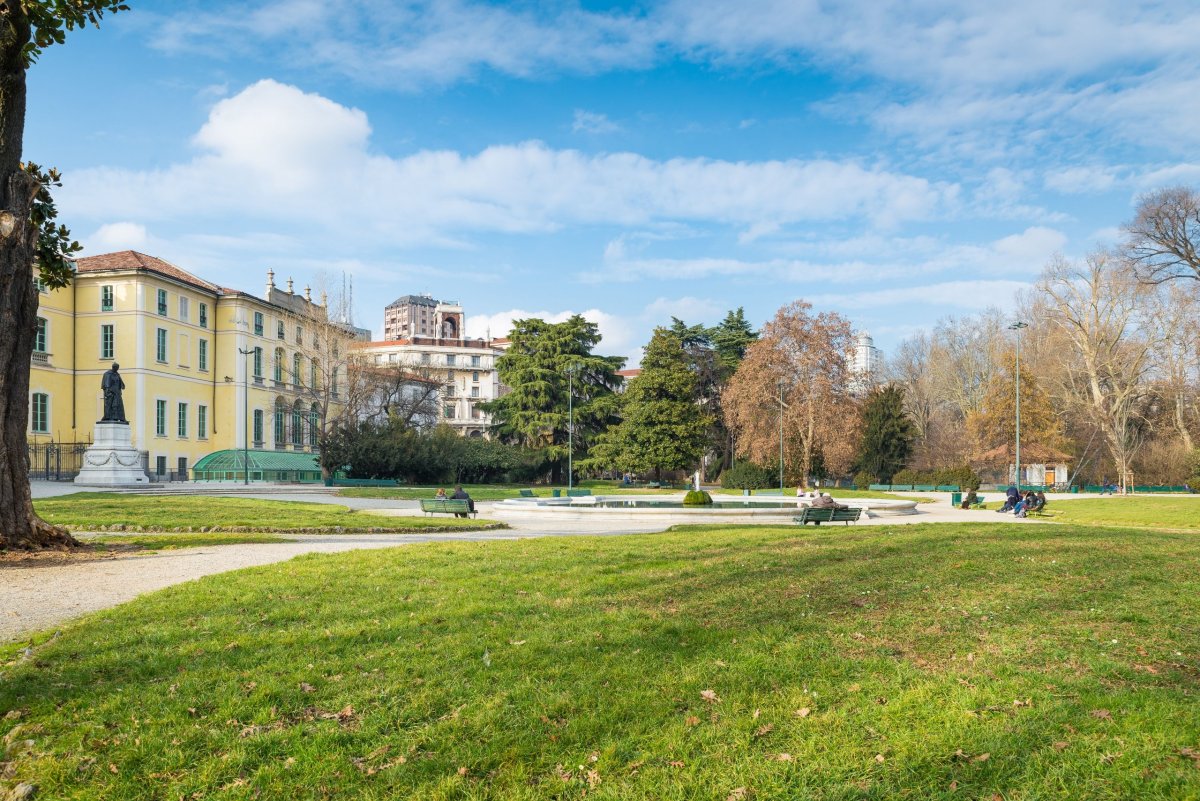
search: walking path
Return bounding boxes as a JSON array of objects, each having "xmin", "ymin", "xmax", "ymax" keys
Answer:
[{"xmin": 5, "ymin": 483, "xmax": 1185, "ymax": 644}]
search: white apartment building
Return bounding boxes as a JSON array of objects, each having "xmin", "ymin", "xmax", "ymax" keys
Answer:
[
  {"xmin": 850, "ymin": 331, "xmax": 882, "ymax": 394},
  {"xmin": 357, "ymin": 336, "xmax": 504, "ymax": 437}
]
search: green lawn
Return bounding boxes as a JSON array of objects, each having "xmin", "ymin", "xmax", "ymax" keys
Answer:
[
  {"xmin": 33, "ymin": 493, "xmax": 502, "ymax": 533},
  {"xmin": 4, "ymin": 522, "xmax": 1198, "ymax": 799},
  {"xmin": 81, "ymin": 532, "xmax": 292, "ymax": 550},
  {"xmin": 1046, "ymin": 497, "xmax": 1200, "ymax": 529}
]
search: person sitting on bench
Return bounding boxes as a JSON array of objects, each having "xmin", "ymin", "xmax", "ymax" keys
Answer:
[
  {"xmin": 811, "ymin": 492, "xmax": 848, "ymax": 511},
  {"xmin": 960, "ymin": 489, "xmax": 978, "ymax": 509},
  {"xmin": 451, "ymin": 484, "xmax": 475, "ymax": 518}
]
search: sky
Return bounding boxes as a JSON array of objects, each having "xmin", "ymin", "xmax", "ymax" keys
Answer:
[{"xmin": 25, "ymin": 0, "xmax": 1200, "ymax": 363}]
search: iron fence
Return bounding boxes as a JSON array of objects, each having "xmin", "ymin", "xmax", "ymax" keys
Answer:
[{"xmin": 27, "ymin": 440, "xmax": 92, "ymax": 481}]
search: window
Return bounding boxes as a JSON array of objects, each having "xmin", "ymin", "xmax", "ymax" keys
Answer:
[
  {"xmin": 31, "ymin": 393, "xmax": 49, "ymax": 433},
  {"xmin": 277, "ymin": 320, "xmax": 285, "ymax": 340},
  {"xmin": 274, "ymin": 349, "xmax": 284, "ymax": 382},
  {"xmin": 310, "ymin": 358, "xmax": 318, "ymax": 388},
  {"xmin": 444, "ymin": 404, "xmax": 456, "ymax": 419},
  {"xmin": 472, "ymin": 370, "xmax": 480, "ymax": 383},
  {"xmin": 309, "ymin": 404, "xmax": 320, "ymax": 446},
  {"xmin": 254, "ymin": 312, "xmax": 264, "ymax": 336},
  {"xmin": 293, "ymin": 353, "xmax": 302, "ymax": 385},
  {"xmin": 420, "ymin": 353, "xmax": 430, "ymax": 365},
  {"xmin": 446, "ymin": 369, "xmax": 453, "ymax": 381},
  {"xmin": 198, "ymin": 339, "xmax": 208, "ymax": 371},
  {"xmin": 199, "ymin": 303, "xmax": 208, "ymax": 329},
  {"xmin": 253, "ymin": 347, "xmax": 263, "ymax": 378},
  {"xmin": 274, "ymin": 404, "xmax": 285, "ymax": 443},
  {"xmin": 101, "ymin": 285, "xmax": 114, "ymax": 311},
  {"xmin": 157, "ymin": 289, "xmax": 168, "ymax": 316},
  {"xmin": 295, "ymin": 325, "xmax": 303, "ymax": 345},
  {"xmin": 177, "ymin": 402, "xmax": 188, "ymax": 438},
  {"xmin": 178, "ymin": 333, "xmax": 190, "ymax": 367},
  {"xmin": 198, "ymin": 405, "xmax": 207, "ymax": 439},
  {"xmin": 253, "ymin": 409, "xmax": 264, "ymax": 445},
  {"xmin": 33, "ymin": 274, "xmax": 47, "ymax": 293},
  {"xmin": 471, "ymin": 386, "xmax": 480, "ymax": 398},
  {"xmin": 471, "ymin": 355, "xmax": 481, "ymax": 367},
  {"xmin": 34, "ymin": 318, "xmax": 47, "ymax": 353},
  {"xmin": 447, "ymin": 354, "xmax": 456, "ymax": 366},
  {"xmin": 331, "ymin": 367, "xmax": 339, "ymax": 395},
  {"xmin": 101, "ymin": 324, "xmax": 114, "ymax": 360},
  {"xmin": 178, "ymin": 296, "xmax": 190, "ymax": 321},
  {"xmin": 291, "ymin": 405, "xmax": 303, "ymax": 446},
  {"xmin": 178, "ymin": 457, "xmax": 188, "ymax": 477},
  {"xmin": 156, "ymin": 328, "xmax": 168, "ymax": 363},
  {"xmin": 155, "ymin": 456, "xmax": 167, "ymax": 476},
  {"xmin": 155, "ymin": 400, "xmax": 167, "ymax": 436}
]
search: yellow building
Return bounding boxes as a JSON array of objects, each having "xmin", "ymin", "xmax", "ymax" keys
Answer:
[{"xmin": 30, "ymin": 251, "xmax": 345, "ymax": 481}]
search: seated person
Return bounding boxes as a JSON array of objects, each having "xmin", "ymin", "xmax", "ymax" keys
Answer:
[
  {"xmin": 1031, "ymin": 491, "xmax": 1047, "ymax": 512},
  {"xmin": 960, "ymin": 489, "xmax": 978, "ymax": 509},
  {"xmin": 450, "ymin": 484, "xmax": 475, "ymax": 517},
  {"xmin": 435, "ymin": 487, "xmax": 447, "ymax": 500},
  {"xmin": 810, "ymin": 492, "xmax": 848, "ymax": 510}
]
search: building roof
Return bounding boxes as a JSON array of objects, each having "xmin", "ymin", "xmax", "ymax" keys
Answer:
[
  {"xmin": 75, "ymin": 251, "xmax": 223, "ymax": 295},
  {"xmin": 616, "ymin": 369, "xmax": 641, "ymax": 378},
  {"xmin": 193, "ymin": 449, "xmax": 320, "ymax": 472},
  {"xmin": 386, "ymin": 294, "xmax": 438, "ymax": 309}
]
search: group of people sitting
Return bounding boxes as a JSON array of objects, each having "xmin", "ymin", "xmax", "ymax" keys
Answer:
[
  {"xmin": 997, "ymin": 486, "xmax": 1046, "ymax": 517},
  {"xmin": 433, "ymin": 484, "xmax": 475, "ymax": 517}
]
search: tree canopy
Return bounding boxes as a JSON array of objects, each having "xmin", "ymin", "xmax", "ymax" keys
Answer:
[{"xmin": 854, "ymin": 385, "xmax": 914, "ymax": 483}]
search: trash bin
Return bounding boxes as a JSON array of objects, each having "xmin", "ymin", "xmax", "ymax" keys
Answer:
[
  {"xmin": 551, "ymin": 488, "xmax": 561, "ymax": 498},
  {"xmin": 951, "ymin": 492, "xmax": 962, "ymax": 507},
  {"xmin": 1071, "ymin": 485, "xmax": 1079, "ymax": 493}
]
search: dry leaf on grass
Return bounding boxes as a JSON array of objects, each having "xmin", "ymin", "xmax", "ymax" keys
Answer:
[
  {"xmin": 772, "ymin": 753, "xmax": 794, "ymax": 762},
  {"xmin": 1091, "ymin": 709, "xmax": 1113, "ymax": 720},
  {"xmin": 1053, "ymin": 741, "xmax": 1069, "ymax": 751},
  {"xmin": 726, "ymin": 787, "xmax": 748, "ymax": 801},
  {"xmin": 794, "ymin": 707, "xmax": 811, "ymax": 718},
  {"xmin": 299, "ymin": 682, "xmax": 315, "ymax": 693},
  {"xmin": 753, "ymin": 723, "xmax": 775, "ymax": 738},
  {"xmin": 701, "ymin": 689, "xmax": 721, "ymax": 703},
  {"xmin": 874, "ymin": 754, "xmax": 885, "ymax": 764},
  {"xmin": 685, "ymin": 715, "xmax": 701, "ymax": 727}
]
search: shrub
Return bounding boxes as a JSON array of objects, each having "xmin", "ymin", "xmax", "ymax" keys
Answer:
[
  {"xmin": 683, "ymin": 490, "xmax": 713, "ymax": 506},
  {"xmin": 890, "ymin": 468, "xmax": 922, "ymax": 486},
  {"xmin": 853, "ymin": 470, "xmax": 872, "ymax": 490},
  {"xmin": 889, "ymin": 465, "xmax": 980, "ymax": 490},
  {"xmin": 720, "ymin": 461, "xmax": 774, "ymax": 490}
]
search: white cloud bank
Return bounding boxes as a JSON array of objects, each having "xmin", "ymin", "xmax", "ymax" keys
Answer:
[{"xmin": 63, "ymin": 80, "xmax": 955, "ymax": 247}]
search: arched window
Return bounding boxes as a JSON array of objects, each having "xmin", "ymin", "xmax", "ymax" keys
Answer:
[
  {"xmin": 292, "ymin": 352, "xmax": 302, "ymax": 386},
  {"xmin": 309, "ymin": 402, "xmax": 321, "ymax": 446},
  {"xmin": 331, "ymin": 366, "xmax": 339, "ymax": 396},
  {"xmin": 310, "ymin": 358, "xmax": 318, "ymax": 389},
  {"xmin": 274, "ymin": 399, "xmax": 287, "ymax": 446},
  {"xmin": 273, "ymin": 348, "xmax": 285, "ymax": 382},
  {"xmin": 291, "ymin": 401, "xmax": 304, "ymax": 446}
]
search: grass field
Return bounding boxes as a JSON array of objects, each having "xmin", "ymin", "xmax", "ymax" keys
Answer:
[
  {"xmin": 1045, "ymin": 497, "xmax": 1200, "ymax": 530},
  {"xmin": 3, "ymin": 522, "xmax": 1198, "ymax": 799},
  {"xmin": 80, "ymin": 532, "xmax": 292, "ymax": 550},
  {"xmin": 33, "ymin": 493, "xmax": 502, "ymax": 533}
]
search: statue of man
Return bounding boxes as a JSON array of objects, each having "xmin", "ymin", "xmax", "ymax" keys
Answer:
[{"xmin": 101, "ymin": 363, "xmax": 127, "ymax": 423}]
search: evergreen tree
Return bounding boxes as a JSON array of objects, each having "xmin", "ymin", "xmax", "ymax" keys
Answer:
[
  {"xmin": 711, "ymin": 307, "xmax": 759, "ymax": 371},
  {"xmin": 481, "ymin": 315, "xmax": 624, "ymax": 483},
  {"xmin": 854, "ymin": 385, "xmax": 915, "ymax": 483},
  {"xmin": 587, "ymin": 328, "xmax": 712, "ymax": 480}
]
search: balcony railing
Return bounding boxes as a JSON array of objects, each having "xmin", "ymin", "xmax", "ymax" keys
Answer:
[{"xmin": 30, "ymin": 351, "xmax": 49, "ymax": 365}]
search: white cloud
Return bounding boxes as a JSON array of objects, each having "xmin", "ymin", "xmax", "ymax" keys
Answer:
[
  {"xmin": 61, "ymin": 80, "xmax": 954, "ymax": 246},
  {"xmin": 641, "ymin": 296, "xmax": 723, "ymax": 323},
  {"xmin": 1044, "ymin": 165, "xmax": 1121, "ymax": 194},
  {"xmin": 466, "ymin": 307, "xmax": 639, "ymax": 359},
  {"xmin": 86, "ymin": 222, "xmax": 150, "ymax": 253},
  {"xmin": 810, "ymin": 280, "xmax": 1028, "ymax": 311},
  {"xmin": 572, "ymin": 109, "xmax": 621, "ymax": 134}
]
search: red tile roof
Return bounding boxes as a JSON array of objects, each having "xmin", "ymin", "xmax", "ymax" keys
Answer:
[{"xmin": 75, "ymin": 251, "xmax": 222, "ymax": 295}]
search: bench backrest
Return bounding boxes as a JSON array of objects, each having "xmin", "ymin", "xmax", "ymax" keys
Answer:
[
  {"xmin": 831, "ymin": 508, "xmax": 862, "ymax": 521},
  {"xmin": 799, "ymin": 507, "xmax": 836, "ymax": 521},
  {"xmin": 420, "ymin": 499, "xmax": 470, "ymax": 512},
  {"xmin": 518, "ymin": 489, "xmax": 535, "ymax": 497},
  {"xmin": 566, "ymin": 489, "xmax": 592, "ymax": 497}
]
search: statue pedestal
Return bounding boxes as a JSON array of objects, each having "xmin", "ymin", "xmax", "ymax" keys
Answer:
[{"xmin": 74, "ymin": 422, "xmax": 150, "ymax": 486}]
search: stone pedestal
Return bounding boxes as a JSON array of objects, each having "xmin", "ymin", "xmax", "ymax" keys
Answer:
[{"xmin": 74, "ymin": 422, "xmax": 150, "ymax": 486}]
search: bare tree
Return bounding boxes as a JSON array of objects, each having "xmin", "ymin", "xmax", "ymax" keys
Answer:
[
  {"xmin": 1123, "ymin": 186, "xmax": 1200, "ymax": 284},
  {"xmin": 1146, "ymin": 282, "xmax": 1200, "ymax": 450},
  {"xmin": 1039, "ymin": 252, "xmax": 1161, "ymax": 489},
  {"xmin": 355, "ymin": 354, "xmax": 442, "ymax": 428}
]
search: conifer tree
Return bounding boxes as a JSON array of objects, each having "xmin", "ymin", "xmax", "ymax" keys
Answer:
[{"xmin": 854, "ymin": 385, "xmax": 914, "ymax": 483}]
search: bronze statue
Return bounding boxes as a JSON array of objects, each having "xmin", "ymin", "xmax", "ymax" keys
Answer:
[{"xmin": 101, "ymin": 363, "xmax": 127, "ymax": 423}]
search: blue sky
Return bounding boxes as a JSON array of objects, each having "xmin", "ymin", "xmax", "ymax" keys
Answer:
[{"xmin": 25, "ymin": 0, "xmax": 1200, "ymax": 361}]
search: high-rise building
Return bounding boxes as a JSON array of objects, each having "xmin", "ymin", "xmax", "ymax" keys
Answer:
[
  {"xmin": 850, "ymin": 331, "xmax": 882, "ymax": 393},
  {"xmin": 383, "ymin": 294, "xmax": 464, "ymax": 341}
]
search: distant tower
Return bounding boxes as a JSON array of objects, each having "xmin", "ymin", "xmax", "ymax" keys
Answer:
[{"xmin": 851, "ymin": 331, "xmax": 882, "ymax": 393}]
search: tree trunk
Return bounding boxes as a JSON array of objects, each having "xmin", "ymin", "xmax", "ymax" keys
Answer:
[{"xmin": 0, "ymin": 8, "xmax": 77, "ymax": 550}]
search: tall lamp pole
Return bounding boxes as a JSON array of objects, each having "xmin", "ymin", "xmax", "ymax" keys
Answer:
[
  {"xmin": 1008, "ymin": 321, "xmax": 1027, "ymax": 489},
  {"xmin": 567, "ymin": 362, "xmax": 576, "ymax": 491},
  {"xmin": 778, "ymin": 377, "xmax": 785, "ymax": 493},
  {"xmin": 238, "ymin": 347, "xmax": 253, "ymax": 485}
]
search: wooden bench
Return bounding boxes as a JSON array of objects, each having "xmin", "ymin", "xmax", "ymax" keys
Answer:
[
  {"xmin": 419, "ymin": 499, "xmax": 476, "ymax": 518},
  {"xmin": 793, "ymin": 506, "xmax": 862, "ymax": 526},
  {"xmin": 518, "ymin": 489, "xmax": 536, "ymax": 498}
]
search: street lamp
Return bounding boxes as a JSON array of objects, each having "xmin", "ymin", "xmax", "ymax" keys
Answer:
[
  {"xmin": 778, "ymin": 377, "xmax": 786, "ymax": 493},
  {"xmin": 1008, "ymin": 321, "xmax": 1028, "ymax": 490},
  {"xmin": 566, "ymin": 362, "xmax": 578, "ymax": 490},
  {"xmin": 238, "ymin": 347, "xmax": 254, "ymax": 485}
]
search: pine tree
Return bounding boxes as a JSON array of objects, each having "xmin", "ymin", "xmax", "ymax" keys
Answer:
[
  {"xmin": 587, "ymin": 328, "xmax": 712, "ymax": 481},
  {"xmin": 711, "ymin": 307, "xmax": 758, "ymax": 371},
  {"xmin": 854, "ymin": 385, "xmax": 915, "ymax": 483},
  {"xmin": 481, "ymin": 315, "xmax": 624, "ymax": 483}
]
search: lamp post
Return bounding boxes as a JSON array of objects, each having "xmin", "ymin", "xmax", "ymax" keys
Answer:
[
  {"xmin": 566, "ymin": 362, "xmax": 577, "ymax": 490},
  {"xmin": 238, "ymin": 347, "xmax": 253, "ymax": 485},
  {"xmin": 1008, "ymin": 321, "xmax": 1028, "ymax": 490},
  {"xmin": 778, "ymin": 377, "xmax": 786, "ymax": 493}
]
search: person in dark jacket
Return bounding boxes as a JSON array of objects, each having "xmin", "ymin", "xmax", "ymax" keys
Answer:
[
  {"xmin": 451, "ymin": 485, "xmax": 475, "ymax": 517},
  {"xmin": 810, "ymin": 492, "xmax": 848, "ymax": 510}
]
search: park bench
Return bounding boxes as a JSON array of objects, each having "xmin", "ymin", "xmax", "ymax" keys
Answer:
[
  {"xmin": 968, "ymin": 495, "xmax": 986, "ymax": 508},
  {"xmin": 793, "ymin": 506, "xmax": 862, "ymax": 526},
  {"xmin": 567, "ymin": 489, "xmax": 592, "ymax": 497},
  {"xmin": 327, "ymin": 478, "xmax": 398, "ymax": 487},
  {"xmin": 519, "ymin": 489, "xmax": 536, "ymax": 498},
  {"xmin": 755, "ymin": 489, "xmax": 784, "ymax": 496},
  {"xmin": 419, "ymin": 499, "xmax": 476, "ymax": 518}
]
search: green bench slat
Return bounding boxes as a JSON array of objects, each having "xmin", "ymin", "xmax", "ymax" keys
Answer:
[
  {"xmin": 755, "ymin": 489, "xmax": 784, "ymax": 496},
  {"xmin": 519, "ymin": 489, "xmax": 536, "ymax": 497},
  {"xmin": 793, "ymin": 507, "xmax": 862, "ymax": 526},
  {"xmin": 566, "ymin": 489, "xmax": 592, "ymax": 497},
  {"xmin": 419, "ymin": 499, "xmax": 475, "ymax": 517}
]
